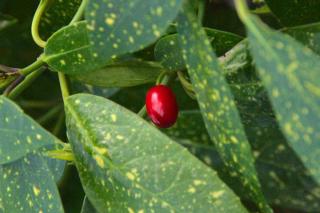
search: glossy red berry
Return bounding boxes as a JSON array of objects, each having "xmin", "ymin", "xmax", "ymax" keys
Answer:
[{"xmin": 146, "ymin": 85, "xmax": 178, "ymax": 128}]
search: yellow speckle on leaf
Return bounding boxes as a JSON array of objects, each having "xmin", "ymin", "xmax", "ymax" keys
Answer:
[
  {"xmin": 105, "ymin": 17, "xmax": 115, "ymax": 26},
  {"xmin": 93, "ymin": 155, "xmax": 105, "ymax": 168},
  {"xmin": 60, "ymin": 60, "xmax": 66, "ymax": 65},
  {"xmin": 230, "ymin": 136, "xmax": 238, "ymax": 144},
  {"xmin": 105, "ymin": 133, "xmax": 111, "ymax": 140},
  {"xmin": 211, "ymin": 190, "xmax": 224, "ymax": 199},
  {"xmin": 116, "ymin": 135, "xmax": 124, "ymax": 140},
  {"xmin": 132, "ymin": 21, "xmax": 139, "ymax": 28},
  {"xmin": 128, "ymin": 36, "xmax": 134, "ymax": 43},
  {"xmin": 153, "ymin": 30, "xmax": 161, "ymax": 37},
  {"xmin": 193, "ymin": 179, "xmax": 204, "ymax": 186},
  {"xmin": 36, "ymin": 134, "xmax": 42, "ymax": 140},
  {"xmin": 126, "ymin": 172, "xmax": 135, "ymax": 180},
  {"xmin": 111, "ymin": 114, "xmax": 117, "ymax": 122},
  {"xmin": 33, "ymin": 186, "xmax": 40, "ymax": 196},
  {"xmin": 188, "ymin": 186, "xmax": 196, "ymax": 193},
  {"xmin": 128, "ymin": 208, "xmax": 135, "ymax": 213},
  {"xmin": 94, "ymin": 146, "xmax": 108, "ymax": 155},
  {"xmin": 27, "ymin": 136, "xmax": 32, "ymax": 144}
]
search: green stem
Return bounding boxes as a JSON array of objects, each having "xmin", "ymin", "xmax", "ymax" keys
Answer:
[
  {"xmin": 31, "ymin": 0, "xmax": 51, "ymax": 48},
  {"xmin": 38, "ymin": 104, "xmax": 63, "ymax": 125},
  {"xmin": 8, "ymin": 68, "xmax": 45, "ymax": 99},
  {"xmin": 19, "ymin": 55, "xmax": 45, "ymax": 76},
  {"xmin": 70, "ymin": 0, "xmax": 88, "ymax": 24},
  {"xmin": 58, "ymin": 72, "xmax": 70, "ymax": 102}
]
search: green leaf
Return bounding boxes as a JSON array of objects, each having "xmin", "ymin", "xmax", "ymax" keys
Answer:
[
  {"xmin": 85, "ymin": 0, "xmax": 183, "ymax": 66},
  {"xmin": 240, "ymin": 10, "xmax": 320, "ymax": 185},
  {"xmin": 44, "ymin": 21, "xmax": 99, "ymax": 74},
  {"xmin": 39, "ymin": 0, "xmax": 82, "ymax": 39},
  {"xmin": 176, "ymin": 2, "xmax": 272, "ymax": 212},
  {"xmin": 284, "ymin": 22, "xmax": 320, "ymax": 55},
  {"xmin": 0, "ymin": 96, "xmax": 61, "ymax": 164},
  {"xmin": 155, "ymin": 28, "xmax": 242, "ymax": 70},
  {"xmin": 80, "ymin": 197, "xmax": 97, "ymax": 213},
  {"xmin": 165, "ymin": 110, "xmax": 320, "ymax": 212},
  {"xmin": 0, "ymin": 153, "xmax": 64, "ymax": 213},
  {"xmin": 73, "ymin": 60, "xmax": 164, "ymax": 88},
  {"xmin": 65, "ymin": 94, "xmax": 248, "ymax": 213},
  {"xmin": 265, "ymin": 0, "xmax": 320, "ymax": 26}
]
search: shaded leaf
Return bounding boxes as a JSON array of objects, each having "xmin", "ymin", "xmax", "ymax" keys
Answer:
[
  {"xmin": 176, "ymin": 2, "xmax": 271, "ymax": 212},
  {"xmin": 0, "ymin": 153, "xmax": 64, "ymax": 213},
  {"xmin": 0, "ymin": 96, "xmax": 61, "ymax": 164},
  {"xmin": 240, "ymin": 10, "xmax": 320, "ymax": 185},
  {"xmin": 165, "ymin": 110, "xmax": 320, "ymax": 212},
  {"xmin": 65, "ymin": 94, "xmax": 248, "ymax": 213},
  {"xmin": 155, "ymin": 28, "xmax": 242, "ymax": 70},
  {"xmin": 39, "ymin": 0, "xmax": 82, "ymax": 39},
  {"xmin": 265, "ymin": 0, "xmax": 320, "ymax": 26},
  {"xmin": 284, "ymin": 22, "xmax": 320, "ymax": 55},
  {"xmin": 85, "ymin": 0, "xmax": 183, "ymax": 68},
  {"xmin": 73, "ymin": 60, "xmax": 164, "ymax": 88}
]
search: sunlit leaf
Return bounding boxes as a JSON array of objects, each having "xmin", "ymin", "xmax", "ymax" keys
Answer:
[
  {"xmin": 65, "ymin": 94, "xmax": 248, "ymax": 213},
  {"xmin": 85, "ymin": 0, "xmax": 183, "ymax": 68}
]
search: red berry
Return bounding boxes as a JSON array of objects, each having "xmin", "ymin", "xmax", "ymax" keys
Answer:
[{"xmin": 145, "ymin": 85, "xmax": 178, "ymax": 128}]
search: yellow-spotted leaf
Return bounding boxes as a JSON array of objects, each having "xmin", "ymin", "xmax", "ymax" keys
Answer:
[
  {"xmin": 85, "ymin": 0, "xmax": 183, "ymax": 66},
  {"xmin": 236, "ymin": 2, "xmax": 320, "ymax": 185},
  {"xmin": 39, "ymin": 0, "xmax": 82, "ymax": 39},
  {"xmin": 65, "ymin": 94, "xmax": 248, "ymax": 213},
  {"xmin": 0, "ymin": 96, "xmax": 61, "ymax": 164},
  {"xmin": 44, "ymin": 21, "xmax": 100, "ymax": 74},
  {"xmin": 176, "ymin": 1, "xmax": 272, "ymax": 212},
  {"xmin": 0, "ymin": 153, "xmax": 64, "ymax": 213}
]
